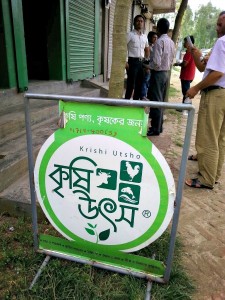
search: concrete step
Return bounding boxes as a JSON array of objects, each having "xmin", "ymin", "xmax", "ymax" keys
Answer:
[
  {"xmin": 82, "ymin": 78, "xmax": 109, "ymax": 98},
  {"xmin": 0, "ymin": 81, "xmax": 103, "ymax": 216},
  {"xmin": 0, "ymin": 173, "xmax": 45, "ymax": 220},
  {"xmin": 0, "ymin": 116, "xmax": 58, "ymax": 193},
  {"xmin": 0, "ymin": 86, "xmax": 101, "ymax": 140},
  {"xmin": 0, "ymin": 85, "xmax": 101, "ymax": 191},
  {"xmin": 0, "ymin": 81, "xmax": 101, "ymax": 116},
  {"xmin": 0, "ymin": 101, "xmax": 58, "ymax": 141}
]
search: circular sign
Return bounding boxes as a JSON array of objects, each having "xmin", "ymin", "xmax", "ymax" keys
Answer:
[{"xmin": 34, "ymin": 134, "xmax": 175, "ymax": 252}]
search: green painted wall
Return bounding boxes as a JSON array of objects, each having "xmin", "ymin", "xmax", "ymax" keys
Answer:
[{"xmin": 0, "ymin": 0, "xmax": 17, "ymax": 89}]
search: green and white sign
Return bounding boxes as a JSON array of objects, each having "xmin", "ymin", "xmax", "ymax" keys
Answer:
[{"xmin": 34, "ymin": 101, "xmax": 175, "ymax": 252}]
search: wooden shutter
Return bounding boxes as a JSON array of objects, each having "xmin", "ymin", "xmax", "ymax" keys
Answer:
[{"xmin": 66, "ymin": 0, "xmax": 95, "ymax": 81}]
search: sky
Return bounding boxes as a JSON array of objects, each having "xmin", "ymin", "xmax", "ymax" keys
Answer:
[{"xmin": 188, "ymin": 0, "xmax": 225, "ymax": 12}]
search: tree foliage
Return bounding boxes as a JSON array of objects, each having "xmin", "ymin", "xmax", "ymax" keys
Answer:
[
  {"xmin": 179, "ymin": 5, "xmax": 194, "ymax": 40},
  {"xmin": 180, "ymin": 2, "xmax": 220, "ymax": 49}
]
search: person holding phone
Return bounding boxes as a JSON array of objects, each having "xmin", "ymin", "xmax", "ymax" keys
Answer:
[
  {"xmin": 174, "ymin": 36, "xmax": 196, "ymax": 105},
  {"xmin": 185, "ymin": 11, "xmax": 225, "ymax": 189}
]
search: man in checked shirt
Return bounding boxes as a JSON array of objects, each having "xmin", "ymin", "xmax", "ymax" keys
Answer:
[{"xmin": 147, "ymin": 18, "xmax": 175, "ymax": 136}]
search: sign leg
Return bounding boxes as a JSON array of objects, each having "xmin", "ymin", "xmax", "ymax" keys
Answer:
[
  {"xmin": 29, "ymin": 255, "xmax": 51, "ymax": 290},
  {"xmin": 145, "ymin": 280, "xmax": 152, "ymax": 300}
]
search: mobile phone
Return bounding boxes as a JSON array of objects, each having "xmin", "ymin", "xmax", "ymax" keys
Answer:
[{"xmin": 186, "ymin": 36, "xmax": 193, "ymax": 48}]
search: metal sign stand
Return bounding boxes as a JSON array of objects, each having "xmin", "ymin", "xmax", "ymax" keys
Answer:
[{"xmin": 24, "ymin": 93, "xmax": 195, "ymax": 299}]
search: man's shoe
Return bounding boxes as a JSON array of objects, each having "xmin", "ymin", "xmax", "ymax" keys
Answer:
[
  {"xmin": 141, "ymin": 96, "xmax": 149, "ymax": 100},
  {"xmin": 147, "ymin": 129, "xmax": 160, "ymax": 136}
]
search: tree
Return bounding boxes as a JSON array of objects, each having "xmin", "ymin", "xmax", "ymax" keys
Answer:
[
  {"xmin": 172, "ymin": 0, "xmax": 188, "ymax": 44},
  {"xmin": 194, "ymin": 3, "xmax": 220, "ymax": 48},
  {"xmin": 179, "ymin": 2, "xmax": 220, "ymax": 49},
  {"xmin": 108, "ymin": 0, "xmax": 132, "ymax": 99},
  {"xmin": 163, "ymin": 0, "xmax": 188, "ymax": 102},
  {"xmin": 180, "ymin": 5, "xmax": 194, "ymax": 39}
]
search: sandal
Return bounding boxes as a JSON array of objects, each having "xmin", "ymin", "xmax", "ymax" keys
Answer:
[
  {"xmin": 185, "ymin": 178, "xmax": 213, "ymax": 189},
  {"xmin": 188, "ymin": 155, "xmax": 198, "ymax": 161},
  {"xmin": 198, "ymin": 172, "xmax": 218, "ymax": 184}
]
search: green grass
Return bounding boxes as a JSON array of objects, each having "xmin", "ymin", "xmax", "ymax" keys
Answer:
[
  {"xmin": 0, "ymin": 215, "xmax": 195, "ymax": 300},
  {"xmin": 168, "ymin": 86, "xmax": 179, "ymax": 98}
]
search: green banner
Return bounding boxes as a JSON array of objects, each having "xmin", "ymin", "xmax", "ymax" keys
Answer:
[{"xmin": 39, "ymin": 234, "xmax": 165, "ymax": 277}]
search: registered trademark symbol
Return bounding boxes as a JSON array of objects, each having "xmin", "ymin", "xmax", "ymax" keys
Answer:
[{"xmin": 142, "ymin": 210, "xmax": 151, "ymax": 218}]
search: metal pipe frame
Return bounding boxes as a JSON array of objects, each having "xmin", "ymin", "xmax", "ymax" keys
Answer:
[
  {"xmin": 24, "ymin": 97, "xmax": 39, "ymax": 251},
  {"xmin": 29, "ymin": 255, "xmax": 51, "ymax": 290},
  {"xmin": 37, "ymin": 249, "xmax": 165, "ymax": 284},
  {"xmin": 24, "ymin": 93, "xmax": 195, "ymax": 289}
]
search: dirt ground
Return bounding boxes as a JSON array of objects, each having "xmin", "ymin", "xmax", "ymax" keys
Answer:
[{"xmin": 151, "ymin": 70, "xmax": 225, "ymax": 300}]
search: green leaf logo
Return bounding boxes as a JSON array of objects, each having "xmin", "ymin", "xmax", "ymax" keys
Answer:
[
  {"xmin": 85, "ymin": 224, "xmax": 111, "ymax": 242},
  {"xmin": 85, "ymin": 228, "xmax": 95, "ymax": 236},
  {"xmin": 99, "ymin": 229, "xmax": 110, "ymax": 241},
  {"xmin": 88, "ymin": 223, "xmax": 97, "ymax": 228}
]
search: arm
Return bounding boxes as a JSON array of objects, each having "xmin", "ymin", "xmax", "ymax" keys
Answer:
[
  {"xmin": 125, "ymin": 32, "xmax": 131, "ymax": 71},
  {"xmin": 149, "ymin": 41, "xmax": 162, "ymax": 70},
  {"xmin": 174, "ymin": 60, "xmax": 188, "ymax": 67},
  {"xmin": 144, "ymin": 46, "xmax": 150, "ymax": 59},
  {"xmin": 191, "ymin": 47, "xmax": 206, "ymax": 72},
  {"xmin": 186, "ymin": 70, "xmax": 224, "ymax": 98}
]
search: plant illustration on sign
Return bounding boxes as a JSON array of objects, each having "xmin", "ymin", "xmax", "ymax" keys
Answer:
[{"xmin": 85, "ymin": 223, "xmax": 110, "ymax": 243}]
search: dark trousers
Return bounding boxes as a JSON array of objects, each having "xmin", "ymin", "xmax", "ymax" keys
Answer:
[
  {"xmin": 181, "ymin": 79, "xmax": 192, "ymax": 102},
  {"xmin": 141, "ymin": 71, "xmax": 150, "ymax": 99},
  {"xmin": 125, "ymin": 58, "xmax": 143, "ymax": 100},
  {"xmin": 147, "ymin": 70, "xmax": 169, "ymax": 133}
]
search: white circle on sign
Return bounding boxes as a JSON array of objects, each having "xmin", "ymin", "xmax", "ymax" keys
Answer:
[{"xmin": 34, "ymin": 134, "xmax": 175, "ymax": 252}]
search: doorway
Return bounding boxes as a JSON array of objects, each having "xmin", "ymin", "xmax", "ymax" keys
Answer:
[{"xmin": 22, "ymin": 0, "xmax": 54, "ymax": 80}]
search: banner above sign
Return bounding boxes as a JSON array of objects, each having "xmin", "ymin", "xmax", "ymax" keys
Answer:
[{"xmin": 34, "ymin": 101, "xmax": 175, "ymax": 252}]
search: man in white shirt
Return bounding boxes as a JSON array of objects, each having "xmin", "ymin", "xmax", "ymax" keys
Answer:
[
  {"xmin": 147, "ymin": 18, "xmax": 175, "ymax": 136},
  {"xmin": 185, "ymin": 11, "xmax": 225, "ymax": 189},
  {"xmin": 125, "ymin": 15, "xmax": 150, "ymax": 100}
]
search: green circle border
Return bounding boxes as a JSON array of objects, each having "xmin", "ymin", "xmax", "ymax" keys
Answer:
[{"xmin": 38, "ymin": 131, "xmax": 170, "ymax": 251}]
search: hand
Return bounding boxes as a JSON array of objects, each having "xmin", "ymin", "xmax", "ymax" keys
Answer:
[
  {"xmin": 144, "ymin": 69, "xmax": 150, "ymax": 74},
  {"xmin": 202, "ymin": 53, "xmax": 210, "ymax": 64},
  {"xmin": 125, "ymin": 62, "xmax": 129, "ymax": 72},
  {"xmin": 186, "ymin": 86, "xmax": 199, "ymax": 99}
]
